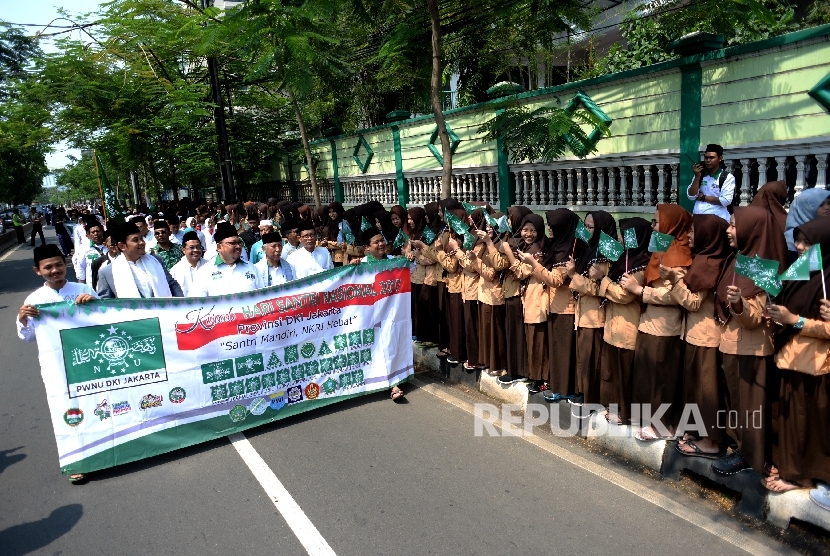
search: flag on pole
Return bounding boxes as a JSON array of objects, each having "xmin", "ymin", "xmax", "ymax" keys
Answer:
[
  {"xmin": 780, "ymin": 245, "xmax": 823, "ymax": 281},
  {"xmin": 93, "ymin": 152, "xmax": 125, "ymax": 225},
  {"xmin": 421, "ymin": 226, "xmax": 437, "ymax": 245},
  {"xmin": 647, "ymin": 231, "xmax": 674, "ymax": 253},
  {"xmin": 360, "ymin": 216, "xmax": 373, "ymax": 232},
  {"xmin": 392, "ymin": 229, "xmax": 408, "ymax": 249},
  {"xmin": 484, "ymin": 211, "xmax": 499, "ymax": 230},
  {"xmin": 444, "ymin": 209, "xmax": 470, "ymax": 236},
  {"xmin": 575, "ymin": 220, "xmax": 592, "ymax": 243},
  {"xmin": 343, "ymin": 227, "xmax": 356, "ymax": 245},
  {"xmin": 462, "ymin": 201, "xmax": 477, "ymax": 215},
  {"xmin": 496, "ymin": 215, "xmax": 511, "ymax": 234},
  {"xmin": 462, "ymin": 231, "xmax": 476, "ymax": 250},
  {"xmin": 734, "ymin": 252, "xmax": 783, "ymax": 296},
  {"xmin": 622, "ymin": 227, "xmax": 639, "ymax": 250},
  {"xmin": 598, "ymin": 231, "xmax": 624, "ymax": 262}
]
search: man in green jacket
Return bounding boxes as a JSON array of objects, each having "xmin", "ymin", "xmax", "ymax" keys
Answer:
[{"xmin": 12, "ymin": 209, "xmax": 25, "ymax": 244}]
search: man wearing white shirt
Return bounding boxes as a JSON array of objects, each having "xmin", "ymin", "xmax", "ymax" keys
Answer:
[
  {"xmin": 686, "ymin": 143, "xmax": 735, "ymax": 222},
  {"xmin": 255, "ymin": 231, "xmax": 295, "ymax": 286},
  {"xmin": 71, "ymin": 217, "xmax": 88, "ymax": 276},
  {"xmin": 169, "ymin": 216, "xmax": 184, "ymax": 244},
  {"xmin": 286, "ymin": 220, "xmax": 333, "ymax": 279},
  {"xmin": 77, "ymin": 219, "xmax": 106, "ymax": 285},
  {"xmin": 170, "ymin": 231, "xmax": 206, "ymax": 296},
  {"xmin": 17, "ymin": 244, "xmax": 98, "ymax": 483},
  {"xmin": 281, "ymin": 219, "xmax": 302, "ymax": 259},
  {"xmin": 96, "ymin": 222, "xmax": 183, "ymax": 298},
  {"xmin": 130, "ymin": 215, "xmax": 155, "ymax": 244},
  {"xmin": 190, "ymin": 222, "xmax": 263, "ymax": 297}
]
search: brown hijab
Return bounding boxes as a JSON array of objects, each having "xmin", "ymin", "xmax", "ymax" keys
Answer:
[
  {"xmin": 644, "ymin": 204, "xmax": 693, "ymax": 285},
  {"xmin": 715, "ymin": 206, "xmax": 789, "ymax": 323},
  {"xmin": 750, "ymin": 180, "xmax": 788, "ymax": 232},
  {"xmin": 683, "ymin": 214, "xmax": 733, "ymax": 292}
]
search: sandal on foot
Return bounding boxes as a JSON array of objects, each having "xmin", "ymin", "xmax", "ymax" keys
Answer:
[
  {"xmin": 68, "ymin": 473, "xmax": 86, "ymax": 484},
  {"xmin": 674, "ymin": 440, "xmax": 722, "ymax": 459},
  {"xmin": 762, "ymin": 476, "xmax": 812, "ymax": 493},
  {"xmin": 390, "ymin": 386, "xmax": 405, "ymax": 401},
  {"xmin": 634, "ymin": 427, "xmax": 668, "ymax": 442},
  {"xmin": 763, "ymin": 462, "xmax": 780, "ymax": 477}
]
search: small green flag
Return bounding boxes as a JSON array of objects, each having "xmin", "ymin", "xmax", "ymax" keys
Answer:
[
  {"xmin": 393, "ymin": 228, "xmax": 408, "ymax": 249},
  {"xmin": 622, "ymin": 227, "xmax": 639, "ymax": 250},
  {"xmin": 648, "ymin": 231, "xmax": 674, "ymax": 253},
  {"xmin": 780, "ymin": 244, "xmax": 823, "ymax": 281},
  {"xmin": 444, "ymin": 209, "xmax": 469, "ymax": 236},
  {"xmin": 462, "ymin": 231, "xmax": 476, "ymax": 250},
  {"xmin": 462, "ymin": 201, "xmax": 477, "ymax": 215},
  {"xmin": 496, "ymin": 215, "xmax": 511, "ymax": 234},
  {"xmin": 343, "ymin": 227, "xmax": 356, "ymax": 245},
  {"xmin": 575, "ymin": 220, "xmax": 592, "ymax": 243},
  {"xmin": 484, "ymin": 212, "xmax": 499, "ymax": 230},
  {"xmin": 360, "ymin": 216, "xmax": 372, "ymax": 232},
  {"xmin": 421, "ymin": 226, "xmax": 437, "ymax": 245},
  {"xmin": 94, "ymin": 153, "xmax": 125, "ymax": 225},
  {"xmin": 598, "ymin": 231, "xmax": 624, "ymax": 262},
  {"xmin": 735, "ymin": 252, "xmax": 783, "ymax": 296}
]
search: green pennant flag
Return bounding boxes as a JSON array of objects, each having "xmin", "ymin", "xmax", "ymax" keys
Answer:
[
  {"xmin": 780, "ymin": 244, "xmax": 823, "ymax": 281},
  {"xmin": 462, "ymin": 231, "xmax": 476, "ymax": 251},
  {"xmin": 462, "ymin": 201, "xmax": 477, "ymax": 215},
  {"xmin": 735, "ymin": 252, "xmax": 783, "ymax": 296},
  {"xmin": 393, "ymin": 228, "xmax": 408, "ymax": 249},
  {"xmin": 343, "ymin": 227, "xmax": 356, "ymax": 245},
  {"xmin": 360, "ymin": 216, "xmax": 372, "ymax": 232},
  {"xmin": 496, "ymin": 215, "xmax": 511, "ymax": 234},
  {"xmin": 598, "ymin": 231, "xmax": 624, "ymax": 262},
  {"xmin": 622, "ymin": 227, "xmax": 639, "ymax": 250},
  {"xmin": 421, "ymin": 226, "xmax": 437, "ymax": 245},
  {"xmin": 484, "ymin": 211, "xmax": 499, "ymax": 230},
  {"xmin": 648, "ymin": 231, "xmax": 674, "ymax": 253},
  {"xmin": 94, "ymin": 153, "xmax": 125, "ymax": 225},
  {"xmin": 575, "ymin": 220, "xmax": 592, "ymax": 243},
  {"xmin": 444, "ymin": 209, "xmax": 469, "ymax": 236}
]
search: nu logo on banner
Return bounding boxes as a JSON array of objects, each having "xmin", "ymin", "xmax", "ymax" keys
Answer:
[{"xmin": 60, "ymin": 318, "xmax": 169, "ymax": 398}]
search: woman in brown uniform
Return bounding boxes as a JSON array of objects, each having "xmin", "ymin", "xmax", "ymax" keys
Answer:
[
  {"xmin": 712, "ymin": 206, "xmax": 787, "ymax": 476},
  {"xmin": 765, "ymin": 218, "xmax": 830, "ymax": 491},
  {"xmin": 568, "ymin": 211, "xmax": 617, "ymax": 406},
  {"xmin": 669, "ymin": 215, "xmax": 733, "ymax": 457},
  {"xmin": 622, "ymin": 204, "xmax": 692, "ymax": 441},
  {"xmin": 598, "ymin": 217, "xmax": 652, "ymax": 424}
]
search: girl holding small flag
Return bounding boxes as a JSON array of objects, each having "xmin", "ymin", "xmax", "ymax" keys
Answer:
[
  {"xmin": 765, "ymin": 218, "xmax": 830, "ymax": 494},
  {"xmin": 407, "ymin": 207, "xmax": 441, "ymax": 346},
  {"xmin": 518, "ymin": 209, "xmax": 582, "ymax": 398},
  {"xmin": 470, "ymin": 215, "xmax": 509, "ymax": 376},
  {"xmin": 451, "ymin": 208, "xmax": 487, "ymax": 370},
  {"xmin": 434, "ymin": 210, "xmax": 466, "ymax": 365},
  {"xmin": 668, "ymin": 215, "xmax": 733, "ymax": 457},
  {"xmin": 713, "ymin": 206, "xmax": 788, "ymax": 475},
  {"xmin": 568, "ymin": 211, "xmax": 617, "ymax": 406},
  {"xmin": 501, "ymin": 214, "xmax": 549, "ymax": 388},
  {"xmin": 487, "ymin": 207, "xmax": 532, "ymax": 381},
  {"xmin": 598, "ymin": 217, "xmax": 651, "ymax": 424},
  {"xmin": 622, "ymin": 204, "xmax": 692, "ymax": 441}
]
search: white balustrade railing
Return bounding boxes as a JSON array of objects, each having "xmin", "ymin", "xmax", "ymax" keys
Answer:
[
  {"xmin": 318, "ymin": 140, "xmax": 830, "ymax": 210},
  {"xmin": 295, "ymin": 180, "xmax": 335, "ymax": 206}
]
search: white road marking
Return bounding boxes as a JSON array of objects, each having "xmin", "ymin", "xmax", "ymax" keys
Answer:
[
  {"xmin": 412, "ymin": 377, "xmax": 783, "ymax": 556},
  {"xmin": 0, "ymin": 242, "xmax": 25, "ymax": 263},
  {"xmin": 228, "ymin": 432, "xmax": 337, "ymax": 556}
]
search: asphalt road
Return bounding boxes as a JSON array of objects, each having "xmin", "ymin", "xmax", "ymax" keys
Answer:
[{"xmin": 0, "ymin": 230, "xmax": 798, "ymax": 555}]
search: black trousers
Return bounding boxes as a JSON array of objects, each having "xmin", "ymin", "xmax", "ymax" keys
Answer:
[{"xmin": 14, "ymin": 225, "xmax": 25, "ymax": 244}]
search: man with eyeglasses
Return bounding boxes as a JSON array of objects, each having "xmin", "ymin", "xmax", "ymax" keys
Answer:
[
  {"xmin": 286, "ymin": 220, "xmax": 333, "ymax": 279},
  {"xmin": 148, "ymin": 220, "xmax": 185, "ymax": 270},
  {"xmin": 190, "ymin": 221, "xmax": 263, "ymax": 297},
  {"xmin": 170, "ymin": 231, "xmax": 206, "ymax": 296}
]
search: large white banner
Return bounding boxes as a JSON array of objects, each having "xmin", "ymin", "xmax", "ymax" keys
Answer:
[{"xmin": 32, "ymin": 258, "xmax": 413, "ymax": 474}]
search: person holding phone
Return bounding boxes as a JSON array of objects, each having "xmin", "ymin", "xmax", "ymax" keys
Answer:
[{"xmin": 687, "ymin": 143, "xmax": 735, "ymax": 223}]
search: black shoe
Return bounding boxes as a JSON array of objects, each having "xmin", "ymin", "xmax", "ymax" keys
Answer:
[
  {"xmin": 446, "ymin": 356, "xmax": 459, "ymax": 365},
  {"xmin": 527, "ymin": 381, "xmax": 541, "ymax": 394},
  {"xmin": 498, "ymin": 375, "xmax": 527, "ymax": 385},
  {"xmin": 712, "ymin": 450, "xmax": 751, "ymax": 475}
]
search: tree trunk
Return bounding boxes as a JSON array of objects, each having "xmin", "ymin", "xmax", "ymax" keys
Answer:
[
  {"xmin": 288, "ymin": 87, "xmax": 322, "ymax": 209},
  {"xmin": 427, "ymin": 0, "xmax": 452, "ymax": 200}
]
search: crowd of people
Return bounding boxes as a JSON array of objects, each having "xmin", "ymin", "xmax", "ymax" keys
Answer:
[{"xmin": 12, "ymin": 144, "xmax": 830, "ymax": 507}]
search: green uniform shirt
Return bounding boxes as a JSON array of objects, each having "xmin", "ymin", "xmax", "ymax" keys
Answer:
[{"xmin": 151, "ymin": 243, "xmax": 184, "ymax": 270}]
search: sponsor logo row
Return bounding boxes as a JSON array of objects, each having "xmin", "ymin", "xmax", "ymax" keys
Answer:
[{"xmin": 63, "ymin": 387, "xmax": 187, "ymax": 427}]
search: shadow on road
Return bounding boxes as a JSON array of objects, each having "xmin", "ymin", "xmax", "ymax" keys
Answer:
[
  {"xmin": 0, "ymin": 446, "xmax": 26, "ymax": 474},
  {"xmin": 0, "ymin": 504, "xmax": 83, "ymax": 556}
]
